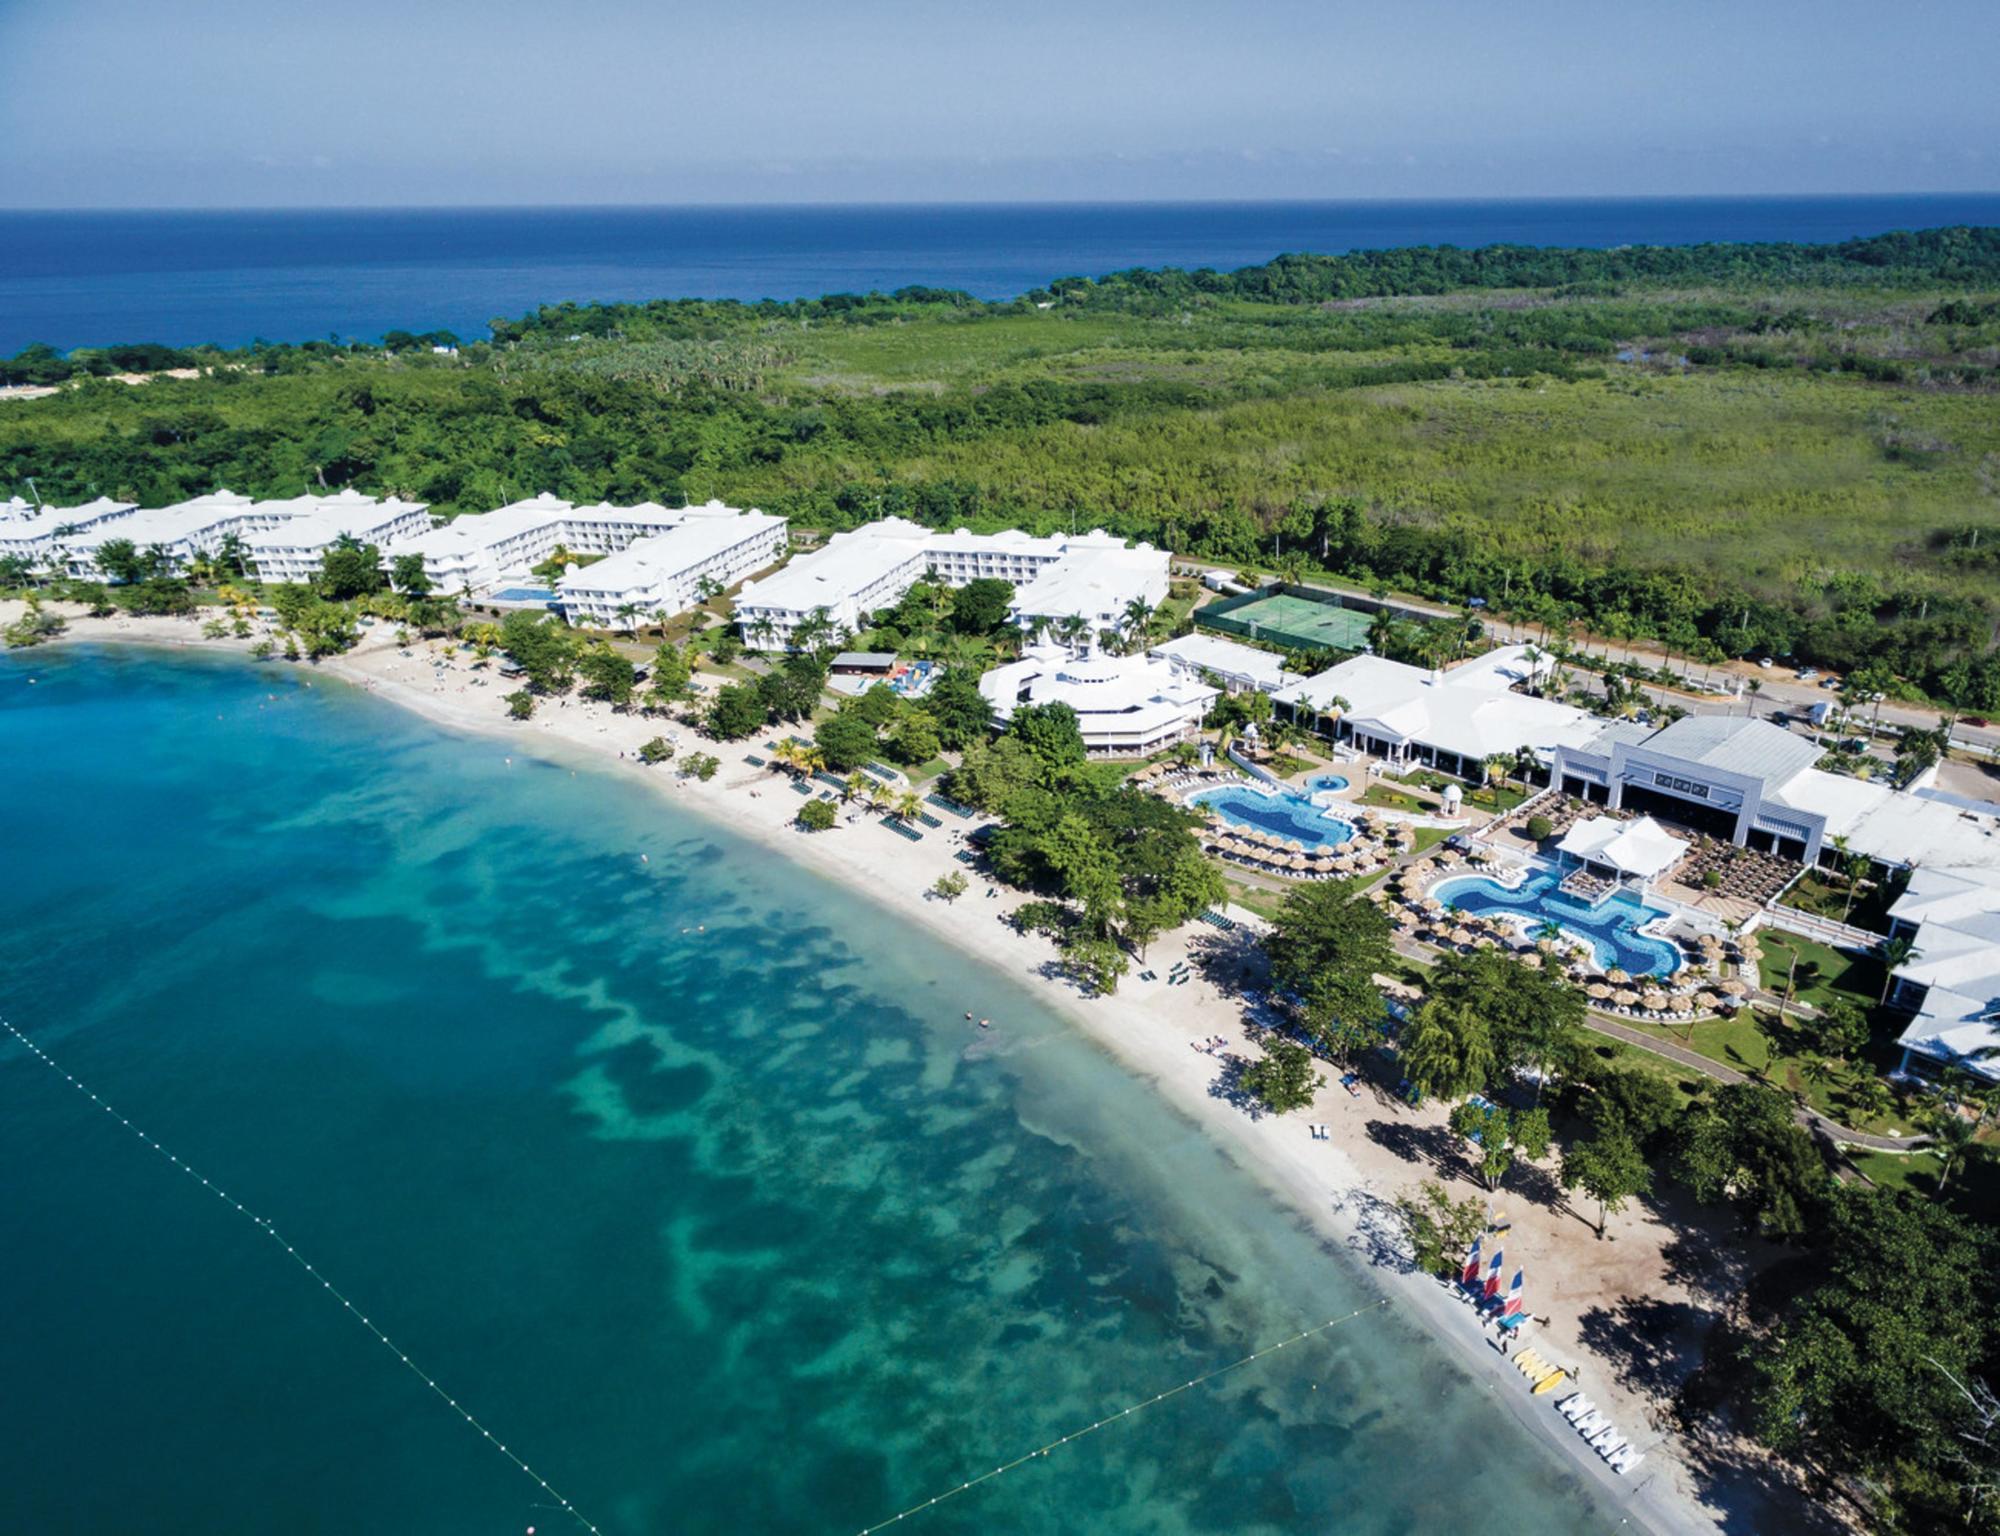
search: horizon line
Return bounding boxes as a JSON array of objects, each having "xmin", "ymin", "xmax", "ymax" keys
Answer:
[{"xmin": 6, "ymin": 189, "xmax": 2000, "ymax": 217}]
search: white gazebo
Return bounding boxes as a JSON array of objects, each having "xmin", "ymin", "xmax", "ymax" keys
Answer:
[{"xmin": 1554, "ymin": 815, "xmax": 1689, "ymax": 904}]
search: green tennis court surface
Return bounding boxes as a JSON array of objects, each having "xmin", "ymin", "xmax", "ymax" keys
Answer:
[{"xmin": 1218, "ymin": 593, "xmax": 1374, "ymax": 650}]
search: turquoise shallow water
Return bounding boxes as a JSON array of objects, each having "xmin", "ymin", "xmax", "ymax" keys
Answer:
[{"xmin": 0, "ymin": 646, "xmax": 1625, "ymax": 1535}]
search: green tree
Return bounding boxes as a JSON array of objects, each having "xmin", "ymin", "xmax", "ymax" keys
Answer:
[
  {"xmin": 317, "ymin": 539, "xmax": 385, "ymax": 601},
  {"xmin": 1240, "ymin": 1037, "xmax": 1323, "ymax": 1115},
  {"xmin": 649, "ymin": 642, "xmax": 692, "ymax": 704},
  {"xmin": 577, "ymin": 645, "xmax": 638, "ymax": 707},
  {"xmin": 389, "ymin": 552, "xmax": 433, "ymax": 596},
  {"xmin": 1394, "ymin": 1179, "xmax": 1489, "ymax": 1279},
  {"xmin": 1008, "ymin": 701, "xmax": 1087, "ymax": 771},
  {"xmin": 1263, "ymin": 882, "xmax": 1393, "ymax": 1060},
  {"xmin": 887, "ymin": 710, "xmax": 941, "ymax": 767},
  {"xmin": 705, "ymin": 683, "xmax": 767, "ymax": 740},
  {"xmin": 505, "ymin": 690, "xmax": 535, "ymax": 720},
  {"xmin": 500, "ymin": 610, "xmax": 578, "ymax": 692},
  {"xmin": 1751, "ymin": 1188, "xmax": 1997, "ymax": 1530},
  {"xmin": 923, "ymin": 667, "xmax": 995, "ymax": 749},
  {"xmin": 930, "ymin": 871, "xmax": 970, "ymax": 902},
  {"xmin": 1560, "ymin": 1125, "xmax": 1652, "ymax": 1238},
  {"xmin": 637, "ymin": 736, "xmax": 675, "ymax": 765},
  {"xmin": 1668, "ymin": 1082, "xmax": 1826, "ymax": 1241},
  {"xmin": 814, "ymin": 708, "xmax": 881, "ymax": 771},
  {"xmin": 1399, "ymin": 999, "xmax": 1496, "ymax": 1104},
  {"xmin": 94, "ymin": 539, "xmax": 142, "ymax": 585},
  {"xmin": 949, "ymin": 577, "xmax": 1014, "ymax": 634}
]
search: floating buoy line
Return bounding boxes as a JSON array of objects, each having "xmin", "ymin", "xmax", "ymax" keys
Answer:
[
  {"xmin": 0, "ymin": 1012, "xmax": 602, "ymax": 1536},
  {"xmin": 855, "ymin": 1297, "xmax": 1390, "ymax": 1535}
]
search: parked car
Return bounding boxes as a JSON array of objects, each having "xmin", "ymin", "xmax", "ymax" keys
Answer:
[
  {"xmin": 1965, "ymin": 716, "xmax": 1991, "ymax": 729},
  {"xmin": 1757, "ymin": 657, "xmax": 1774, "ymax": 669},
  {"xmin": 1796, "ymin": 667, "xmax": 1818, "ymax": 681}
]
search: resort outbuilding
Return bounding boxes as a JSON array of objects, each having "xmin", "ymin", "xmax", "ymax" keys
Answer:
[
  {"xmin": 1553, "ymin": 815, "xmax": 1689, "ymax": 901},
  {"xmin": 978, "ymin": 641, "xmax": 1218, "ymax": 757}
]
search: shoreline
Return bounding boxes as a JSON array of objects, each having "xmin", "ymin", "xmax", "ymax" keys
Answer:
[{"xmin": 6, "ymin": 609, "xmax": 1817, "ymax": 1536}]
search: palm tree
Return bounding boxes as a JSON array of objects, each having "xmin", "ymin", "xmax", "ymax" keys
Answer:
[
  {"xmin": 749, "ymin": 614, "xmax": 778, "ymax": 652},
  {"xmin": 895, "ymin": 789, "xmax": 923, "ymax": 822},
  {"xmin": 614, "ymin": 602, "xmax": 644, "ymax": 634},
  {"xmin": 1798, "ymin": 1052, "xmax": 1837, "ymax": 1099},
  {"xmin": 1121, "ymin": 597, "xmax": 1155, "ymax": 644},
  {"xmin": 1848, "ymin": 1074, "xmax": 1893, "ymax": 1127},
  {"xmin": 1877, "ymin": 935, "xmax": 1922, "ymax": 1004},
  {"xmin": 1926, "ymin": 1110, "xmax": 1979, "ymax": 1194},
  {"xmin": 842, "ymin": 771, "xmax": 870, "ymax": 804},
  {"xmin": 1841, "ymin": 853, "xmax": 1871, "ymax": 923},
  {"xmin": 1745, "ymin": 678, "xmax": 1763, "ymax": 718},
  {"xmin": 1056, "ymin": 614, "xmax": 1090, "ymax": 650}
]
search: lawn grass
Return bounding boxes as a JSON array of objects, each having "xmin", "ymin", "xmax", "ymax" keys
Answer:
[
  {"xmin": 1773, "ymin": 870, "xmax": 1901, "ymax": 935},
  {"xmin": 1409, "ymin": 827, "xmax": 1452, "ymax": 854},
  {"xmin": 1360, "ymin": 785, "xmax": 1436, "ymax": 812},
  {"xmin": 1755, "ymin": 928, "xmax": 1885, "ymax": 1009}
]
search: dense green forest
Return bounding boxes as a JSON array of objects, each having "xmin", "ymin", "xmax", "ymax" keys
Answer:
[{"xmin": 5, "ymin": 227, "xmax": 2000, "ymax": 703}]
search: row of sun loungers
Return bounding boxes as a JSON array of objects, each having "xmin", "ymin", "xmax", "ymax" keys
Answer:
[{"xmin": 926, "ymin": 793, "xmax": 975, "ymax": 818}]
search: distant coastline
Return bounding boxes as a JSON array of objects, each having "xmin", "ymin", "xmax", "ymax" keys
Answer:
[{"xmin": 7, "ymin": 193, "xmax": 2000, "ymax": 352}]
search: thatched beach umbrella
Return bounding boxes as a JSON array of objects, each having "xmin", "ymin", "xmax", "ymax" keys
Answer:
[
  {"xmin": 1422, "ymin": 897, "xmax": 1444, "ymax": 914},
  {"xmin": 1696, "ymin": 991, "xmax": 1723, "ymax": 1011},
  {"xmin": 1614, "ymin": 988, "xmax": 1640, "ymax": 1007},
  {"xmin": 1721, "ymin": 978, "xmax": 1749, "ymax": 996},
  {"xmin": 1586, "ymin": 982, "xmax": 1613, "ymax": 1001},
  {"xmin": 1606, "ymin": 967, "xmax": 1631, "ymax": 986},
  {"xmin": 1739, "ymin": 939, "xmax": 1764, "ymax": 962},
  {"xmin": 1520, "ymin": 952, "xmax": 1543, "ymax": 969},
  {"xmin": 1642, "ymin": 989, "xmax": 1670, "ymax": 1012},
  {"xmin": 1450, "ymin": 925, "xmax": 1474, "ymax": 946}
]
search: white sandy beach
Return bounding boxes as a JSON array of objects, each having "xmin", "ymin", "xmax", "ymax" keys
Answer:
[{"xmin": 6, "ymin": 604, "xmax": 1828, "ymax": 1536}]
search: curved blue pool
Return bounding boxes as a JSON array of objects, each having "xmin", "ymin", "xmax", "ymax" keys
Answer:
[
  {"xmin": 1190, "ymin": 785, "xmax": 1357, "ymax": 850},
  {"xmin": 1303, "ymin": 773, "xmax": 1351, "ymax": 793},
  {"xmin": 1431, "ymin": 868, "xmax": 1681, "ymax": 977}
]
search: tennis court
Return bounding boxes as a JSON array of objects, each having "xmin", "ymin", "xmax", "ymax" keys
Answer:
[{"xmin": 1200, "ymin": 589, "xmax": 1375, "ymax": 652}]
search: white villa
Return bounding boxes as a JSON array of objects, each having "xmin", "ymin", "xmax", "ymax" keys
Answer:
[
  {"xmin": 978, "ymin": 642, "xmax": 1219, "ymax": 758},
  {"xmin": 1886, "ymin": 864, "xmax": 2000, "ymax": 1084},
  {"xmin": 1148, "ymin": 632, "xmax": 1301, "ymax": 695},
  {"xmin": 240, "ymin": 490, "xmax": 433, "ymax": 585},
  {"xmin": 1276, "ymin": 645, "xmax": 1602, "ymax": 777},
  {"xmin": 556, "ymin": 506, "xmax": 788, "ymax": 630},
  {"xmin": 381, "ymin": 495, "xmax": 692, "ymax": 595},
  {"xmin": 57, "ymin": 490, "xmax": 432, "ymax": 581},
  {"xmin": 732, "ymin": 519, "xmax": 1170, "ymax": 650},
  {"xmin": 0, "ymin": 497, "xmax": 141, "ymax": 567},
  {"xmin": 1551, "ymin": 814, "xmax": 1691, "ymax": 905}
]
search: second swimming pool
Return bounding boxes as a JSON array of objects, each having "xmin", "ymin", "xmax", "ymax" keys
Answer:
[
  {"xmin": 1190, "ymin": 785, "xmax": 1358, "ymax": 850},
  {"xmin": 1431, "ymin": 866, "xmax": 1681, "ymax": 977}
]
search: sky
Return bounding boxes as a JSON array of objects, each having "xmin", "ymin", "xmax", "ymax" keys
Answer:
[{"xmin": 1, "ymin": 0, "xmax": 1995, "ymax": 207}]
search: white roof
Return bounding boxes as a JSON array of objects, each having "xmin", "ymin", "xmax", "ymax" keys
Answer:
[
  {"xmin": 1009, "ymin": 541, "xmax": 1166, "ymax": 620},
  {"xmin": 558, "ymin": 511, "xmax": 784, "ymax": 596},
  {"xmin": 1556, "ymin": 814, "xmax": 1689, "ymax": 879},
  {"xmin": 389, "ymin": 495, "xmax": 578, "ymax": 558},
  {"xmin": 65, "ymin": 490, "xmax": 263, "ymax": 549},
  {"xmin": 1770, "ymin": 768, "xmax": 2000, "ymax": 870},
  {"xmin": 241, "ymin": 490, "xmax": 429, "ymax": 551},
  {"xmin": 924, "ymin": 526, "xmax": 1066, "ymax": 558},
  {"xmin": 1277, "ymin": 646, "xmax": 1601, "ymax": 763},
  {"xmin": 1891, "ymin": 863, "xmax": 2000, "ymax": 1080},
  {"xmin": 1149, "ymin": 633, "xmax": 1300, "ymax": 691},
  {"xmin": 0, "ymin": 496, "xmax": 139, "ymax": 542},
  {"xmin": 979, "ymin": 643, "xmax": 1218, "ymax": 737},
  {"xmin": 736, "ymin": 518, "xmax": 931, "ymax": 612}
]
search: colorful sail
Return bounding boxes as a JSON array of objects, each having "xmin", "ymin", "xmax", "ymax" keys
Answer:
[
  {"xmin": 1483, "ymin": 1250, "xmax": 1505, "ymax": 1298},
  {"xmin": 1460, "ymin": 1238, "xmax": 1483, "ymax": 1286},
  {"xmin": 1502, "ymin": 1268, "xmax": 1525, "ymax": 1316}
]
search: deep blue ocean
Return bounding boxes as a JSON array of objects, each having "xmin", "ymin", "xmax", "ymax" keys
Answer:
[
  {"xmin": 0, "ymin": 645, "xmax": 1658, "ymax": 1535},
  {"xmin": 4, "ymin": 195, "xmax": 1999, "ymax": 352}
]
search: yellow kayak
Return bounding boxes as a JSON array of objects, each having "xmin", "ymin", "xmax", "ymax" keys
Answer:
[{"xmin": 1532, "ymin": 1367, "xmax": 1568, "ymax": 1394}]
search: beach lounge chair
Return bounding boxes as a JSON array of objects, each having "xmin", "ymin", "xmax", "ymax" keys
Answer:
[
  {"xmin": 1573, "ymin": 1412, "xmax": 1609, "ymax": 1437},
  {"xmin": 1340, "ymin": 1071, "xmax": 1361, "ymax": 1097},
  {"xmin": 1588, "ymin": 1425, "xmax": 1622, "ymax": 1452},
  {"xmin": 1559, "ymin": 1396, "xmax": 1595, "ymax": 1422},
  {"xmin": 1595, "ymin": 1434, "xmax": 1628, "ymax": 1460},
  {"xmin": 1609, "ymin": 1447, "xmax": 1645, "ymax": 1476}
]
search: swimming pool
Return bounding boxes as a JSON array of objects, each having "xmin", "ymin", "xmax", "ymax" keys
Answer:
[
  {"xmin": 1431, "ymin": 867, "xmax": 1681, "ymax": 977},
  {"xmin": 1303, "ymin": 773, "xmax": 1350, "ymax": 793},
  {"xmin": 489, "ymin": 586, "xmax": 557, "ymax": 604},
  {"xmin": 1190, "ymin": 785, "xmax": 1358, "ymax": 850}
]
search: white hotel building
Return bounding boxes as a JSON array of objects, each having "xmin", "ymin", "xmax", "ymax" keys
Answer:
[
  {"xmin": 556, "ymin": 504, "xmax": 788, "ymax": 630},
  {"xmin": 381, "ymin": 494, "xmax": 692, "ymax": 595},
  {"xmin": 240, "ymin": 490, "xmax": 433, "ymax": 585},
  {"xmin": 733, "ymin": 519, "xmax": 1169, "ymax": 650},
  {"xmin": 58, "ymin": 490, "xmax": 435, "ymax": 581},
  {"xmin": 1885, "ymin": 863, "xmax": 2000, "ymax": 1085},
  {"xmin": 979, "ymin": 642, "xmax": 1220, "ymax": 757},
  {"xmin": 0, "ymin": 497, "xmax": 141, "ymax": 567}
]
